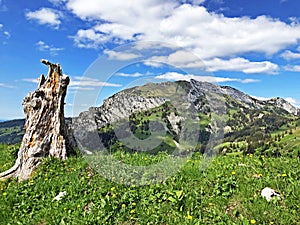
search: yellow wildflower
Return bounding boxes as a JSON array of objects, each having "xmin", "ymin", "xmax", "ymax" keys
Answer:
[
  {"xmin": 132, "ymin": 202, "xmax": 136, "ymax": 206},
  {"xmin": 250, "ymin": 219, "xmax": 256, "ymax": 224},
  {"xmin": 281, "ymin": 173, "xmax": 287, "ymax": 177},
  {"xmin": 187, "ymin": 214, "xmax": 193, "ymax": 220},
  {"xmin": 231, "ymin": 171, "xmax": 236, "ymax": 175},
  {"xmin": 122, "ymin": 204, "xmax": 126, "ymax": 208},
  {"xmin": 130, "ymin": 210, "xmax": 135, "ymax": 214}
]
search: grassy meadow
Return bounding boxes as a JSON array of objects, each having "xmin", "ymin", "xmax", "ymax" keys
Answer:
[{"xmin": 0, "ymin": 143, "xmax": 300, "ymax": 225}]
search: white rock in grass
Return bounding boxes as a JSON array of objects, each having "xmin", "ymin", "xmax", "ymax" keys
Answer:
[
  {"xmin": 52, "ymin": 191, "xmax": 67, "ymax": 201},
  {"xmin": 261, "ymin": 187, "xmax": 280, "ymax": 202}
]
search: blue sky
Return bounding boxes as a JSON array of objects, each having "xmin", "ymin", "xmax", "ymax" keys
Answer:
[{"xmin": 1, "ymin": 0, "xmax": 300, "ymax": 119}]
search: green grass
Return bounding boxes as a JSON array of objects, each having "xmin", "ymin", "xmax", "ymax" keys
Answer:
[{"xmin": 1, "ymin": 146, "xmax": 300, "ymax": 225}]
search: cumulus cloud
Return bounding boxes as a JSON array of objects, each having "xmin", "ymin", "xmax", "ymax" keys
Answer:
[
  {"xmin": 36, "ymin": 41, "xmax": 64, "ymax": 56},
  {"xmin": 66, "ymin": 2, "xmax": 300, "ymax": 59},
  {"xmin": 281, "ymin": 50, "xmax": 300, "ymax": 60},
  {"xmin": 26, "ymin": 8, "xmax": 62, "ymax": 28},
  {"xmin": 283, "ymin": 65, "xmax": 300, "ymax": 72},
  {"xmin": 104, "ymin": 50, "xmax": 141, "ymax": 60},
  {"xmin": 155, "ymin": 71, "xmax": 260, "ymax": 83},
  {"xmin": 145, "ymin": 51, "xmax": 279, "ymax": 74},
  {"xmin": 204, "ymin": 58, "xmax": 279, "ymax": 74}
]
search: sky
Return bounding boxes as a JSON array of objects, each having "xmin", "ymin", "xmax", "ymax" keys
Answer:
[{"xmin": 1, "ymin": 0, "xmax": 300, "ymax": 119}]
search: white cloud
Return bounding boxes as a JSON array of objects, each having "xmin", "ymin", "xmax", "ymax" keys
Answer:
[
  {"xmin": 22, "ymin": 78, "xmax": 39, "ymax": 83},
  {"xmin": 66, "ymin": 2, "xmax": 300, "ymax": 60},
  {"xmin": 240, "ymin": 79, "xmax": 261, "ymax": 84},
  {"xmin": 283, "ymin": 65, "xmax": 300, "ymax": 72},
  {"xmin": 36, "ymin": 41, "xmax": 64, "ymax": 56},
  {"xmin": 145, "ymin": 51, "xmax": 279, "ymax": 74},
  {"xmin": 0, "ymin": 23, "xmax": 10, "ymax": 40},
  {"xmin": 116, "ymin": 72, "xmax": 144, "ymax": 77},
  {"xmin": 72, "ymin": 29, "xmax": 109, "ymax": 48},
  {"xmin": 104, "ymin": 50, "xmax": 141, "ymax": 60},
  {"xmin": 70, "ymin": 76, "xmax": 122, "ymax": 89},
  {"xmin": 155, "ymin": 71, "xmax": 260, "ymax": 83},
  {"xmin": 0, "ymin": 83, "xmax": 15, "ymax": 88},
  {"xmin": 26, "ymin": 8, "xmax": 62, "ymax": 28},
  {"xmin": 281, "ymin": 50, "xmax": 300, "ymax": 60},
  {"xmin": 285, "ymin": 97, "xmax": 297, "ymax": 105},
  {"xmin": 204, "ymin": 58, "xmax": 279, "ymax": 74},
  {"xmin": 69, "ymin": 86, "xmax": 95, "ymax": 91},
  {"xmin": 3, "ymin": 31, "xmax": 10, "ymax": 38}
]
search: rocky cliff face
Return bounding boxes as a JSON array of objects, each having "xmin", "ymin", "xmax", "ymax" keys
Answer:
[
  {"xmin": 73, "ymin": 79, "xmax": 299, "ymax": 128},
  {"xmin": 266, "ymin": 97, "xmax": 299, "ymax": 116}
]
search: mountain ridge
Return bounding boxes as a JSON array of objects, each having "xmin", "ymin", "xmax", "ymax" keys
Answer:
[{"xmin": 69, "ymin": 79, "xmax": 300, "ymax": 157}]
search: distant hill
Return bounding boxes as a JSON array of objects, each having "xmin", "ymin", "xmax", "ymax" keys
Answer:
[
  {"xmin": 0, "ymin": 119, "xmax": 25, "ymax": 144},
  {"xmin": 0, "ymin": 118, "xmax": 72, "ymax": 145}
]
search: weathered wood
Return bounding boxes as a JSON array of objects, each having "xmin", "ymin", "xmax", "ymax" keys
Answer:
[{"xmin": 0, "ymin": 60, "xmax": 70, "ymax": 181}]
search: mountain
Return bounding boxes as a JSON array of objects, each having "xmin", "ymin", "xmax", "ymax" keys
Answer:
[
  {"xmin": 71, "ymin": 79, "xmax": 300, "ymax": 157},
  {"xmin": 1, "ymin": 80, "xmax": 299, "ymax": 156}
]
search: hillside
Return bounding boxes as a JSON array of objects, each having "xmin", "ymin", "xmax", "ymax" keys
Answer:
[
  {"xmin": 71, "ymin": 79, "xmax": 300, "ymax": 157},
  {"xmin": 0, "ymin": 119, "xmax": 25, "ymax": 144},
  {"xmin": 0, "ymin": 143, "xmax": 299, "ymax": 224}
]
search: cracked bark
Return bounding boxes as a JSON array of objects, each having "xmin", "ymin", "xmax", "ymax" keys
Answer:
[{"xmin": 0, "ymin": 59, "xmax": 71, "ymax": 181}]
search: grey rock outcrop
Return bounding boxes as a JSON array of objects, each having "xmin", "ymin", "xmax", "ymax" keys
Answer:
[{"xmin": 266, "ymin": 97, "xmax": 299, "ymax": 116}]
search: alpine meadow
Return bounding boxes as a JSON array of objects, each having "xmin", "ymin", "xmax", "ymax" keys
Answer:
[{"xmin": 1, "ymin": 0, "xmax": 300, "ymax": 224}]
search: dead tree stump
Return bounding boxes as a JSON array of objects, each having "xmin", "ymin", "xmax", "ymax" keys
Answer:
[{"xmin": 0, "ymin": 59, "xmax": 70, "ymax": 181}]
